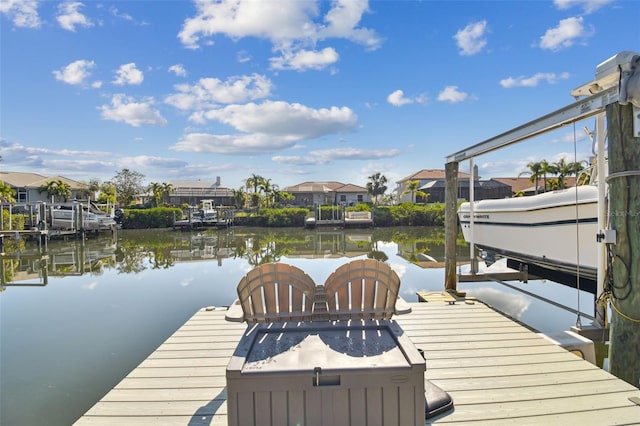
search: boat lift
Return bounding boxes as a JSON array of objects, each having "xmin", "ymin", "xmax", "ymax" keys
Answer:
[{"xmin": 444, "ymin": 51, "xmax": 640, "ymax": 330}]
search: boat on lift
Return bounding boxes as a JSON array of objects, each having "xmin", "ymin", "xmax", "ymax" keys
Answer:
[
  {"xmin": 457, "ymin": 184, "xmax": 599, "ymax": 291},
  {"xmin": 50, "ymin": 201, "xmax": 116, "ymax": 231}
]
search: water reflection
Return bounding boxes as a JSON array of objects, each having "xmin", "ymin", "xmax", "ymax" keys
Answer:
[
  {"xmin": 0, "ymin": 226, "xmax": 594, "ymax": 426},
  {"xmin": 1, "ymin": 235, "xmax": 117, "ymax": 288},
  {"xmin": 1, "ymin": 226, "xmax": 467, "ymax": 288}
]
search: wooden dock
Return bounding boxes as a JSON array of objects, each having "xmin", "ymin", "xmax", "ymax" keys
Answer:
[{"xmin": 74, "ymin": 301, "xmax": 640, "ymax": 425}]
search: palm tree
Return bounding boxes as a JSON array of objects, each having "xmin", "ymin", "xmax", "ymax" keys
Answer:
[
  {"xmin": 551, "ymin": 158, "xmax": 587, "ymax": 189},
  {"xmin": 401, "ymin": 180, "xmax": 427, "ymax": 203},
  {"xmin": 147, "ymin": 182, "xmax": 163, "ymax": 207},
  {"xmin": 245, "ymin": 174, "xmax": 264, "ymax": 195},
  {"xmin": 519, "ymin": 161, "xmax": 544, "ymax": 194},
  {"xmin": 161, "ymin": 182, "xmax": 174, "ymax": 205},
  {"xmin": 232, "ymin": 188, "xmax": 246, "ymax": 209},
  {"xmin": 245, "ymin": 174, "xmax": 265, "ymax": 208},
  {"xmin": 259, "ymin": 178, "xmax": 274, "ymax": 208},
  {"xmin": 38, "ymin": 179, "xmax": 72, "ymax": 202},
  {"xmin": 540, "ymin": 159, "xmax": 555, "ymax": 192},
  {"xmin": 366, "ymin": 172, "xmax": 388, "ymax": 205}
]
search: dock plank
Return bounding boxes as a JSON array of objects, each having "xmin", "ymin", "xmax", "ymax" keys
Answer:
[{"xmin": 74, "ymin": 301, "xmax": 640, "ymax": 425}]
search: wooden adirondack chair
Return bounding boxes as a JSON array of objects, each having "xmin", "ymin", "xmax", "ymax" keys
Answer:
[
  {"xmin": 226, "ymin": 262, "xmax": 316, "ymax": 323},
  {"xmin": 323, "ymin": 258, "xmax": 410, "ymax": 320}
]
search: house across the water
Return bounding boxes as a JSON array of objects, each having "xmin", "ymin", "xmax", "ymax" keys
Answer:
[{"xmin": 283, "ymin": 181, "xmax": 371, "ymax": 207}]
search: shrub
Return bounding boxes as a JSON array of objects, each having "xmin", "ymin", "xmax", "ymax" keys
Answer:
[
  {"xmin": 121, "ymin": 207, "xmax": 182, "ymax": 229},
  {"xmin": 2, "ymin": 210, "xmax": 25, "ymax": 230},
  {"xmin": 262, "ymin": 208, "xmax": 308, "ymax": 227}
]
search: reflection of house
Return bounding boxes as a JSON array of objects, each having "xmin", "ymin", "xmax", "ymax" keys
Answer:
[
  {"xmin": 165, "ymin": 177, "xmax": 235, "ymax": 207},
  {"xmin": 283, "ymin": 182, "xmax": 371, "ymax": 206},
  {"xmin": 1, "ymin": 171, "xmax": 89, "ymax": 203},
  {"xmin": 396, "ymin": 169, "xmax": 511, "ymax": 203}
]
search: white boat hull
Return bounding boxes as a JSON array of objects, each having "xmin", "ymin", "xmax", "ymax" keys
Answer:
[
  {"xmin": 51, "ymin": 205, "xmax": 116, "ymax": 231},
  {"xmin": 458, "ymin": 186, "xmax": 599, "ymax": 280}
]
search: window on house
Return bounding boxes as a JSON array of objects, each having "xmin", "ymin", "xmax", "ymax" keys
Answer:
[
  {"xmin": 340, "ymin": 195, "xmax": 346, "ymax": 202},
  {"xmin": 357, "ymin": 195, "xmax": 363, "ymax": 202}
]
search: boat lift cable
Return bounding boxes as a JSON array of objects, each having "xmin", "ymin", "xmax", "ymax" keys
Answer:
[{"xmin": 572, "ymin": 122, "xmax": 582, "ymax": 328}]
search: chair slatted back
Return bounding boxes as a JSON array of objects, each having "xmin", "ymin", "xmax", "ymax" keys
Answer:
[
  {"xmin": 236, "ymin": 263, "xmax": 316, "ymax": 323},
  {"xmin": 323, "ymin": 259, "xmax": 400, "ymax": 320}
]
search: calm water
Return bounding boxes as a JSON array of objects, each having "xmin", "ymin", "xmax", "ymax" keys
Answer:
[{"xmin": 0, "ymin": 226, "xmax": 596, "ymax": 426}]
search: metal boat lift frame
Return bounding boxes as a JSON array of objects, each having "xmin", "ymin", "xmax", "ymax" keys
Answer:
[{"xmin": 445, "ymin": 51, "xmax": 640, "ymax": 327}]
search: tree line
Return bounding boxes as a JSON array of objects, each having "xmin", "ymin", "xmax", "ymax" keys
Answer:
[{"xmin": 518, "ymin": 157, "xmax": 587, "ymax": 195}]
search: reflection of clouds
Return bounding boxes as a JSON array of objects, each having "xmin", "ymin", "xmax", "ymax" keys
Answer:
[
  {"xmin": 390, "ymin": 262, "xmax": 406, "ymax": 278},
  {"xmin": 180, "ymin": 277, "xmax": 194, "ymax": 287},
  {"xmin": 82, "ymin": 282, "xmax": 98, "ymax": 290},
  {"xmin": 465, "ymin": 287, "xmax": 531, "ymax": 320},
  {"xmin": 401, "ymin": 286, "xmax": 419, "ymax": 298}
]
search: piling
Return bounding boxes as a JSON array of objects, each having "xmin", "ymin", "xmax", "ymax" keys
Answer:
[
  {"xmin": 444, "ymin": 161, "xmax": 459, "ymax": 291},
  {"xmin": 607, "ymin": 102, "xmax": 640, "ymax": 387}
]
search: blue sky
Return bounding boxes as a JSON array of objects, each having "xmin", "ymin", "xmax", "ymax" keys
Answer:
[{"xmin": 1, "ymin": 0, "xmax": 638, "ymax": 191}]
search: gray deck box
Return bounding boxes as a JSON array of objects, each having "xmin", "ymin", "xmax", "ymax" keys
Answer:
[{"xmin": 226, "ymin": 319, "xmax": 426, "ymax": 426}]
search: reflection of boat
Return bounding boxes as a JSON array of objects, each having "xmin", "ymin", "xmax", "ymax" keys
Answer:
[
  {"xmin": 458, "ymin": 185, "xmax": 598, "ymax": 289},
  {"xmin": 50, "ymin": 202, "xmax": 116, "ymax": 231},
  {"xmin": 1, "ymin": 236, "xmax": 117, "ymax": 287}
]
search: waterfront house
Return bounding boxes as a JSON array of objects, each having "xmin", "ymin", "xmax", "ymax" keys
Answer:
[
  {"xmin": 283, "ymin": 181, "xmax": 371, "ymax": 207},
  {"xmin": 0, "ymin": 171, "xmax": 90, "ymax": 204},
  {"xmin": 164, "ymin": 177, "xmax": 235, "ymax": 207},
  {"xmin": 396, "ymin": 168, "xmax": 512, "ymax": 203}
]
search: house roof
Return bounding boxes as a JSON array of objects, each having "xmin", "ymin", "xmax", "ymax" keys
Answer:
[
  {"xmin": 0, "ymin": 171, "xmax": 87, "ymax": 189},
  {"xmin": 284, "ymin": 181, "xmax": 346, "ymax": 193},
  {"xmin": 397, "ymin": 169, "xmax": 471, "ymax": 183},
  {"xmin": 334, "ymin": 183, "xmax": 367, "ymax": 193},
  {"xmin": 169, "ymin": 180, "xmax": 221, "ymax": 189},
  {"xmin": 0, "ymin": 171, "xmax": 47, "ymax": 187},
  {"xmin": 490, "ymin": 177, "xmax": 531, "ymax": 193}
]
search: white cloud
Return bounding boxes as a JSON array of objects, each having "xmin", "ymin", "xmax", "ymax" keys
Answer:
[
  {"xmin": 273, "ymin": 147, "xmax": 400, "ymax": 166},
  {"xmin": 387, "ymin": 90, "xmax": 412, "ymax": 107},
  {"xmin": 168, "ymin": 64, "xmax": 187, "ymax": 77},
  {"xmin": 0, "ymin": 0, "xmax": 41, "ymax": 28},
  {"xmin": 316, "ymin": 0, "xmax": 380, "ymax": 50},
  {"xmin": 57, "ymin": 2, "xmax": 94, "ymax": 32},
  {"xmin": 272, "ymin": 155, "xmax": 328, "ymax": 166},
  {"xmin": 539, "ymin": 16, "xmax": 589, "ymax": 51},
  {"xmin": 118, "ymin": 155, "xmax": 188, "ymax": 169},
  {"xmin": 165, "ymin": 74, "xmax": 272, "ymax": 111},
  {"xmin": 173, "ymin": 133, "xmax": 297, "ymax": 154},
  {"xmin": 173, "ymin": 101, "xmax": 358, "ymax": 155},
  {"xmin": 109, "ymin": 6, "xmax": 132, "ymax": 21},
  {"xmin": 308, "ymin": 147, "xmax": 400, "ymax": 161},
  {"xmin": 271, "ymin": 47, "xmax": 339, "ymax": 71},
  {"xmin": 177, "ymin": 0, "xmax": 379, "ymax": 70},
  {"xmin": 113, "ymin": 63, "xmax": 144, "ymax": 86},
  {"xmin": 437, "ymin": 86, "xmax": 471, "ymax": 103},
  {"xmin": 193, "ymin": 101, "xmax": 357, "ymax": 139},
  {"xmin": 553, "ymin": 0, "xmax": 614, "ymax": 14},
  {"xmin": 99, "ymin": 94, "xmax": 167, "ymax": 127},
  {"xmin": 500, "ymin": 72, "xmax": 570, "ymax": 88},
  {"xmin": 53, "ymin": 59, "xmax": 96, "ymax": 85},
  {"xmin": 454, "ymin": 20, "xmax": 488, "ymax": 56}
]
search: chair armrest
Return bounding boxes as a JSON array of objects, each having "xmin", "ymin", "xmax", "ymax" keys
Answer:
[
  {"xmin": 394, "ymin": 296, "xmax": 412, "ymax": 315},
  {"xmin": 225, "ymin": 299, "xmax": 245, "ymax": 322}
]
